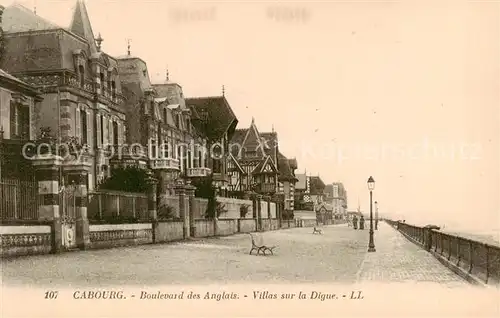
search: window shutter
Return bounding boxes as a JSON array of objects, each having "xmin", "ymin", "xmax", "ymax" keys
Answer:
[
  {"xmin": 110, "ymin": 119, "xmax": 114, "ymax": 145},
  {"xmin": 86, "ymin": 110, "xmax": 91, "ymax": 146},
  {"xmin": 117, "ymin": 122, "xmax": 122, "ymax": 144},
  {"xmin": 108, "ymin": 118, "xmax": 113, "ymax": 145},
  {"xmin": 96, "ymin": 113, "xmax": 101, "ymax": 148},
  {"xmin": 75, "ymin": 107, "xmax": 81, "ymax": 138},
  {"xmin": 103, "ymin": 115, "xmax": 108, "ymax": 145},
  {"xmin": 119, "ymin": 122, "xmax": 125, "ymax": 144}
]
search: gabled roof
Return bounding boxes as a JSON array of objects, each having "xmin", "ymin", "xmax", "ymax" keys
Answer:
[
  {"xmin": 277, "ymin": 151, "xmax": 298, "ymax": 182},
  {"xmin": 185, "ymin": 96, "xmax": 238, "ymax": 141},
  {"xmin": 229, "ymin": 128, "xmax": 247, "ymax": 157},
  {"xmin": 241, "ymin": 119, "xmax": 266, "ymax": 157},
  {"xmin": 228, "ymin": 153, "xmax": 245, "ymax": 173},
  {"xmin": 309, "ymin": 176, "xmax": 326, "ymax": 194},
  {"xmin": 252, "ymin": 156, "xmax": 278, "ymax": 175},
  {"xmin": 315, "ymin": 203, "xmax": 334, "ymax": 212},
  {"xmin": 2, "ymin": 3, "xmax": 61, "ymax": 33},
  {"xmin": 69, "ymin": 0, "xmax": 98, "ymax": 54}
]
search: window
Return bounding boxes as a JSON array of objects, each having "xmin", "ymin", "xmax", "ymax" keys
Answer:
[
  {"xmin": 100, "ymin": 114, "xmax": 104, "ymax": 145},
  {"xmin": 19, "ymin": 105, "xmax": 29, "ymax": 140},
  {"xmin": 107, "ymin": 73, "xmax": 112, "ymax": 95},
  {"xmin": 151, "ymin": 139, "xmax": 157, "ymax": 158},
  {"xmin": 78, "ymin": 65, "xmax": 85, "ymax": 87},
  {"xmin": 182, "ymin": 147, "xmax": 187, "ymax": 171},
  {"xmin": 80, "ymin": 109, "xmax": 88, "ymax": 144},
  {"xmin": 213, "ymin": 159, "xmax": 222, "ymax": 173},
  {"xmin": 100, "ymin": 73, "xmax": 105, "ymax": 91},
  {"xmin": 113, "ymin": 121, "xmax": 119, "ymax": 145},
  {"xmin": 174, "ymin": 113, "xmax": 180, "ymax": 128},
  {"xmin": 198, "ymin": 150, "xmax": 202, "ymax": 168},
  {"xmin": 186, "ymin": 118, "xmax": 191, "ymax": 133},
  {"xmin": 163, "ymin": 108, "xmax": 167, "ymax": 123},
  {"xmin": 246, "ymin": 150, "xmax": 257, "ymax": 158},
  {"xmin": 9, "ymin": 102, "xmax": 18, "ymax": 138},
  {"xmin": 111, "ymin": 81, "xmax": 116, "ymax": 99}
]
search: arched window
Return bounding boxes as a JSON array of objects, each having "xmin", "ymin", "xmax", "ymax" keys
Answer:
[{"xmin": 78, "ymin": 65, "xmax": 85, "ymax": 87}]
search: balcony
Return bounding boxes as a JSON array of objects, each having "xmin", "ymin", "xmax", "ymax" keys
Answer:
[
  {"xmin": 150, "ymin": 158, "xmax": 180, "ymax": 170},
  {"xmin": 186, "ymin": 167, "xmax": 211, "ymax": 178},
  {"xmin": 255, "ymin": 183, "xmax": 277, "ymax": 194}
]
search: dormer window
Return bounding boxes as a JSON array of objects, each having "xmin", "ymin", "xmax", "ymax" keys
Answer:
[
  {"xmin": 143, "ymin": 69, "xmax": 147, "ymax": 76},
  {"xmin": 78, "ymin": 65, "xmax": 85, "ymax": 87},
  {"xmin": 163, "ymin": 108, "xmax": 167, "ymax": 123}
]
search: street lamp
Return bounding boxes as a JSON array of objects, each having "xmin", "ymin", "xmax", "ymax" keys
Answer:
[
  {"xmin": 374, "ymin": 201, "xmax": 378, "ymax": 230},
  {"xmin": 367, "ymin": 176, "xmax": 376, "ymax": 252}
]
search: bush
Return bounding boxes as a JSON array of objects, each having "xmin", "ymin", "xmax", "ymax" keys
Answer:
[
  {"xmin": 240, "ymin": 204, "xmax": 250, "ymax": 218},
  {"xmin": 158, "ymin": 204, "xmax": 175, "ymax": 220},
  {"xmin": 90, "ymin": 212, "xmax": 142, "ymax": 224},
  {"xmin": 99, "ymin": 167, "xmax": 150, "ymax": 193}
]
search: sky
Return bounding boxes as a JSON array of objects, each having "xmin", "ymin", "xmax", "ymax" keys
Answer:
[{"xmin": 1, "ymin": 0, "xmax": 499, "ymax": 231}]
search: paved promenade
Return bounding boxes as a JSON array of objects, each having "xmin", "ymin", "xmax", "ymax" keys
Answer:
[
  {"xmin": 356, "ymin": 222, "xmax": 468, "ymax": 287},
  {"xmin": 1, "ymin": 221, "xmax": 469, "ymax": 287}
]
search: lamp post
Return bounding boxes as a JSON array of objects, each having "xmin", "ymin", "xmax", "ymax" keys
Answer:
[
  {"xmin": 367, "ymin": 176, "xmax": 376, "ymax": 252},
  {"xmin": 375, "ymin": 201, "xmax": 378, "ymax": 230}
]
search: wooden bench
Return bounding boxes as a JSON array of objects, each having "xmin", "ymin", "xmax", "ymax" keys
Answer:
[
  {"xmin": 248, "ymin": 233, "xmax": 276, "ymax": 255},
  {"xmin": 312, "ymin": 227, "xmax": 322, "ymax": 234}
]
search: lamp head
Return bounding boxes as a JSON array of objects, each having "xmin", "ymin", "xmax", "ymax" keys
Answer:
[{"xmin": 367, "ymin": 176, "xmax": 375, "ymax": 191}]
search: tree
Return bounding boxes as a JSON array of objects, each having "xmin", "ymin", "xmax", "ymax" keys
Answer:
[{"xmin": 191, "ymin": 174, "xmax": 218, "ymax": 219}]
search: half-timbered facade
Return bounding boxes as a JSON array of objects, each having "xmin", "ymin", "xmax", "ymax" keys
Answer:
[
  {"xmin": 228, "ymin": 118, "xmax": 279, "ymax": 196},
  {"xmin": 1, "ymin": 1, "xmax": 127, "ymax": 190}
]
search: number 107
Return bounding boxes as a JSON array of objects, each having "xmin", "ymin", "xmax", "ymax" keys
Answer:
[{"xmin": 45, "ymin": 291, "xmax": 59, "ymax": 299}]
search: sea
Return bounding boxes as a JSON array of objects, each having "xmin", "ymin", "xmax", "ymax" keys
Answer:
[{"xmin": 391, "ymin": 216, "xmax": 500, "ymax": 247}]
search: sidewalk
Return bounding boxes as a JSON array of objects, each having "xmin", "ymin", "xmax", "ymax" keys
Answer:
[{"xmin": 356, "ymin": 221, "xmax": 468, "ymax": 287}]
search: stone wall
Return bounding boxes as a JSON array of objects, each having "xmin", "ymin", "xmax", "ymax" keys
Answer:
[
  {"xmin": 158, "ymin": 195, "xmax": 180, "ymax": 217},
  {"xmin": 194, "ymin": 219, "xmax": 215, "ymax": 237},
  {"xmin": 192, "ymin": 198, "xmax": 208, "ymax": 219},
  {"xmin": 269, "ymin": 202, "xmax": 276, "ymax": 219},
  {"xmin": 260, "ymin": 201, "xmax": 268, "ymax": 218},
  {"xmin": 301, "ymin": 219, "xmax": 317, "ymax": 227},
  {"xmin": 238, "ymin": 219, "xmax": 256, "ymax": 233},
  {"xmin": 0, "ymin": 225, "xmax": 52, "ymax": 257},
  {"xmin": 216, "ymin": 219, "xmax": 238, "ymax": 236},
  {"xmin": 88, "ymin": 223, "xmax": 153, "ymax": 249},
  {"xmin": 217, "ymin": 197, "xmax": 253, "ymax": 219},
  {"xmin": 155, "ymin": 221, "xmax": 184, "ymax": 242}
]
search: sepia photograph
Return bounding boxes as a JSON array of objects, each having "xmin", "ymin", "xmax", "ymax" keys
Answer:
[{"xmin": 0, "ymin": 0, "xmax": 499, "ymax": 317}]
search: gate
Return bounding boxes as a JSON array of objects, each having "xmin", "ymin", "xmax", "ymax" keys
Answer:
[{"xmin": 59, "ymin": 183, "xmax": 78, "ymax": 249}]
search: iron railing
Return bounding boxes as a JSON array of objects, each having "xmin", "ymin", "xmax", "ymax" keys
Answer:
[
  {"xmin": 0, "ymin": 179, "xmax": 40, "ymax": 220},
  {"xmin": 88, "ymin": 191, "xmax": 149, "ymax": 221},
  {"xmin": 385, "ymin": 219, "xmax": 500, "ymax": 286}
]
